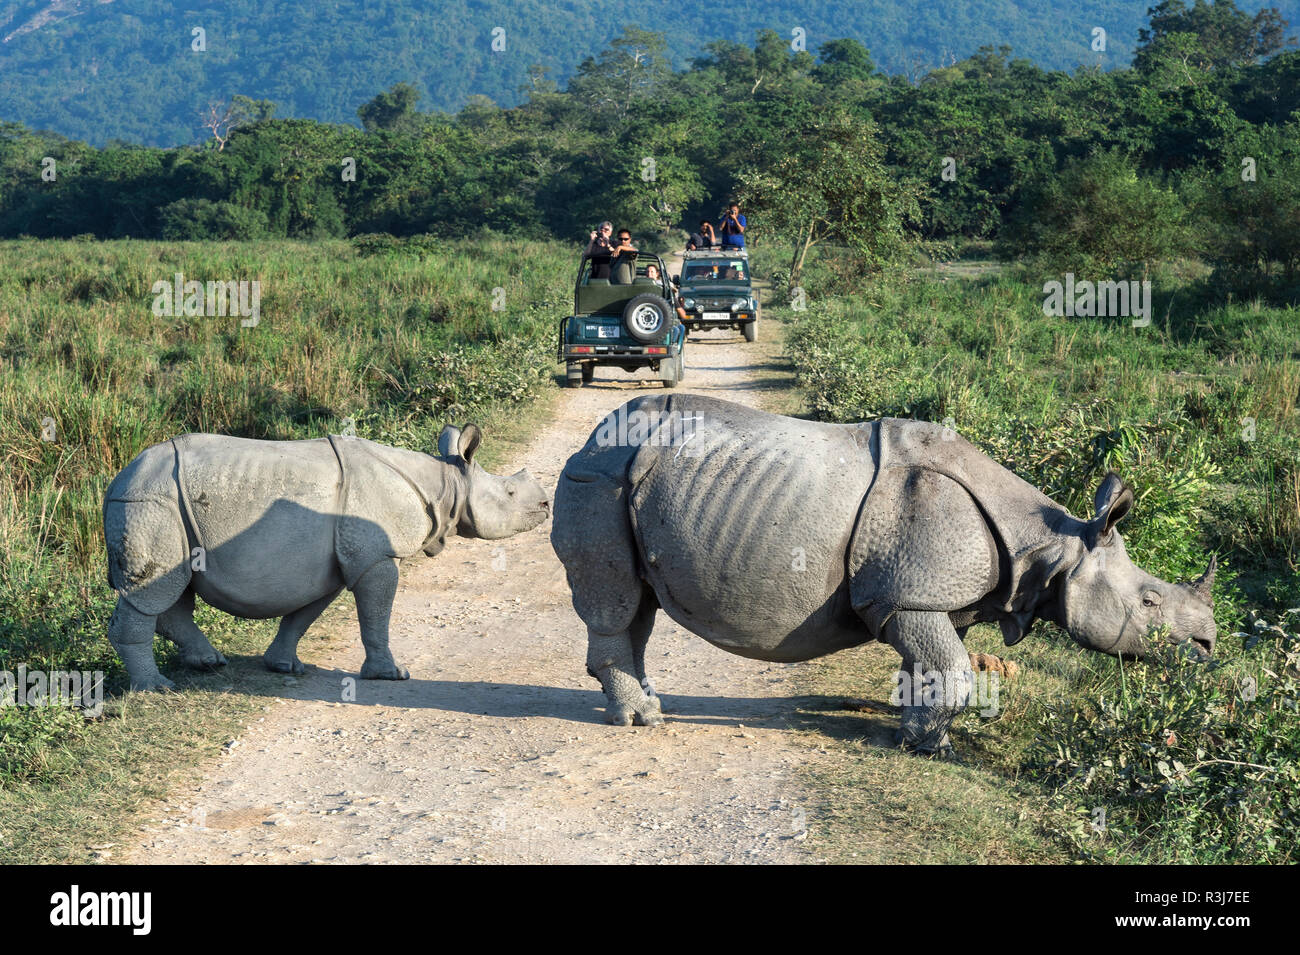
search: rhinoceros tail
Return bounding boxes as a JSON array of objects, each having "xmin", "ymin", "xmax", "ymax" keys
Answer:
[{"xmin": 104, "ymin": 497, "xmax": 193, "ymax": 616}]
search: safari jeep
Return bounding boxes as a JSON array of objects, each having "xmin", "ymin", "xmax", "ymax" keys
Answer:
[
  {"xmin": 557, "ymin": 250, "xmax": 686, "ymax": 387},
  {"xmin": 674, "ymin": 248, "xmax": 759, "ymax": 341}
]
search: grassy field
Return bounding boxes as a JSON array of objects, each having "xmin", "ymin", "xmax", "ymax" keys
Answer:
[
  {"xmin": 756, "ymin": 243, "xmax": 1299, "ymax": 864},
  {"xmin": 2, "ymin": 235, "xmax": 1296, "ymax": 864},
  {"xmin": 0, "ymin": 236, "xmax": 572, "ymax": 861}
]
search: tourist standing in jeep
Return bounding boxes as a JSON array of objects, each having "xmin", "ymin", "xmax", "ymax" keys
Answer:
[
  {"xmin": 583, "ymin": 221, "xmax": 615, "ymax": 279},
  {"xmin": 718, "ymin": 202, "xmax": 746, "ymax": 249},
  {"xmin": 687, "ymin": 220, "xmax": 717, "ymax": 250}
]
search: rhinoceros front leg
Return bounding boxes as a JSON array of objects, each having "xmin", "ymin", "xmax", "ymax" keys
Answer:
[
  {"xmin": 352, "ymin": 559, "xmax": 410, "ymax": 680},
  {"xmin": 109, "ymin": 597, "xmax": 174, "ymax": 692},
  {"xmin": 883, "ymin": 610, "xmax": 973, "ymax": 754},
  {"xmin": 588, "ymin": 596, "xmax": 662, "ymax": 726},
  {"xmin": 264, "ymin": 587, "xmax": 343, "ymax": 675}
]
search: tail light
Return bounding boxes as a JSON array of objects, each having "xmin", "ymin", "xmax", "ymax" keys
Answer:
[
  {"xmin": 646, "ymin": 347, "xmax": 667, "ymax": 354},
  {"xmin": 571, "ymin": 346, "xmax": 593, "ymax": 354}
]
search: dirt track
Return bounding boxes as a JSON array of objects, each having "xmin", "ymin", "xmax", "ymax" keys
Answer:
[{"xmin": 123, "ymin": 317, "xmax": 844, "ymax": 864}]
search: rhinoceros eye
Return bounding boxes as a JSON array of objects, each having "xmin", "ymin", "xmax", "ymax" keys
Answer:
[{"xmin": 1142, "ymin": 591, "xmax": 1162, "ymax": 608}]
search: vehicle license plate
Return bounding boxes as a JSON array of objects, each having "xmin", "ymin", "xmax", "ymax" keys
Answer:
[{"xmin": 703, "ymin": 311, "xmax": 729, "ymax": 321}]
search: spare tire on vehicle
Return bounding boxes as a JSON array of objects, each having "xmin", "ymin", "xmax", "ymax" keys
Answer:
[{"xmin": 622, "ymin": 294, "xmax": 672, "ymax": 343}]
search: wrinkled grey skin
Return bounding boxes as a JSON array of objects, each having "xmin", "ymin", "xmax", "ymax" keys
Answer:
[
  {"xmin": 552, "ymin": 395, "xmax": 1217, "ymax": 753},
  {"xmin": 104, "ymin": 424, "xmax": 549, "ymax": 691}
]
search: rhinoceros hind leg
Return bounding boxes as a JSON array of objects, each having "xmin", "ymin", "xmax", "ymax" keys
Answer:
[
  {"xmin": 109, "ymin": 597, "xmax": 174, "ymax": 692},
  {"xmin": 587, "ymin": 592, "xmax": 662, "ymax": 726},
  {"xmin": 881, "ymin": 610, "xmax": 972, "ymax": 755},
  {"xmin": 264, "ymin": 587, "xmax": 342, "ymax": 675},
  {"xmin": 553, "ymin": 469, "xmax": 657, "ymax": 722},
  {"xmin": 155, "ymin": 588, "xmax": 227, "ymax": 671},
  {"xmin": 352, "ymin": 559, "xmax": 409, "ymax": 680},
  {"xmin": 629, "ymin": 589, "xmax": 659, "ymax": 700}
]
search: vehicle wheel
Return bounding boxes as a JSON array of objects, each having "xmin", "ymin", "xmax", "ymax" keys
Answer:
[
  {"xmin": 623, "ymin": 294, "xmax": 672, "ymax": 344},
  {"xmin": 743, "ymin": 317, "xmax": 758, "ymax": 342},
  {"xmin": 661, "ymin": 355, "xmax": 680, "ymax": 388},
  {"xmin": 565, "ymin": 362, "xmax": 583, "ymax": 388},
  {"xmin": 581, "ymin": 363, "xmax": 595, "ymax": 383}
]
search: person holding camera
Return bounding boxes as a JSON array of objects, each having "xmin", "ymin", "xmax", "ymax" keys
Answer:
[
  {"xmin": 584, "ymin": 221, "xmax": 615, "ymax": 279},
  {"xmin": 717, "ymin": 202, "xmax": 746, "ymax": 249}
]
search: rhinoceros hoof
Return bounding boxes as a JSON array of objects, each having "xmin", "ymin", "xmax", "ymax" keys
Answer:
[
  {"xmin": 607, "ymin": 701, "xmax": 663, "ymax": 727},
  {"xmin": 896, "ymin": 730, "xmax": 954, "ymax": 757},
  {"xmin": 360, "ymin": 661, "xmax": 410, "ymax": 680},
  {"xmin": 132, "ymin": 674, "xmax": 176, "ymax": 693},
  {"xmin": 264, "ymin": 654, "xmax": 307, "ymax": 675},
  {"xmin": 184, "ymin": 649, "xmax": 228, "ymax": 670}
]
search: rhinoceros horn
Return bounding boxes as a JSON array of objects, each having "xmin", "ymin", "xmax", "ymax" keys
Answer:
[{"xmin": 1191, "ymin": 554, "xmax": 1217, "ymax": 604}]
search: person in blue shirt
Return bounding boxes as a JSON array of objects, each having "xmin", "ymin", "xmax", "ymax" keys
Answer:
[{"xmin": 718, "ymin": 202, "xmax": 746, "ymax": 248}]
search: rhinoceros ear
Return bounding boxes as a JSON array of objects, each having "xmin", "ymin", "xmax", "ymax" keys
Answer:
[
  {"xmin": 1086, "ymin": 471, "xmax": 1134, "ymax": 549},
  {"xmin": 437, "ymin": 424, "xmax": 461, "ymax": 459},
  {"xmin": 458, "ymin": 423, "xmax": 482, "ymax": 464}
]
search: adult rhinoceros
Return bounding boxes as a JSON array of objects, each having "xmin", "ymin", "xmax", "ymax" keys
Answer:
[
  {"xmin": 104, "ymin": 424, "xmax": 549, "ymax": 691},
  {"xmin": 551, "ymin": 395, "xmax": 1217, "ymax": 752}
]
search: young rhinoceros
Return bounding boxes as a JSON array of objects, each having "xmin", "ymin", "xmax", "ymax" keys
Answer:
[
  {"xmin": 551, "ymin": 395, "xmax": 1217, "ymax": 753},
  {"xmin": 104, "ymin": 424, "xmax": 549, "ymax": 691}
]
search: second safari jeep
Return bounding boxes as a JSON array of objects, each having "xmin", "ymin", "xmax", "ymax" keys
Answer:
[{"xmin": 673, "ymin": 248, "xmax": 759, "ymax": 341}]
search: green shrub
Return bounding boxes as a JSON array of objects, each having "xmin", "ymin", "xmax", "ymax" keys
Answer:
[
  {"xmin": 1000, "ymin": 151, "xmax": 1187, "ymax": 279},
  {"xmin": 351, "ymin": 233, "xmax": 442, "ymax": 259},
  {"xmin": 159, "ymin": 199, "xmax": 270, "ymax": 240},
  {"xmin": 0, "ymin": 706, "xmax": 86, "ymax": 785},
  {"xmin": 1028, "ymin": 614, "xmax": 1300, "ymax": 863}
]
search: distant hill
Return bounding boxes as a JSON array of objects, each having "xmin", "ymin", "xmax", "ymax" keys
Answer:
[{"xmin": 2, "ymin": 0, "xmax": 1298, "ymax": 145}]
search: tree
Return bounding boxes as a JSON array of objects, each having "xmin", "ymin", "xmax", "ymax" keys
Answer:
[
  {"xmin": 586, "ymin": 103, "xmax": 705, "ymax": 238},
  {"xmin": 1186, "ymin": 121, "xmax": 1300, "ymax": 289},
  {"xmin": 521, "ymin": 64, "xmax": 558, "ymax": 98},
  {"xmin": 568, "ymin": 28, "xmax": 672, "ymax": 121},
  {"xmin": 812, "ymin": 39, "xmax": 879, "ymax": 87},
  {"xmin": 357, "ymin": 83, "xmax": 422, "ymax": 133},
  {"xmin": 1000, "ymin": 151, "xmax": 1187, "ymax": 278},
  {"xmin": 198, "ymin": 96, "xmax": 277, "ymax": 151},
  {"xmin": 737, "ymin": 116, "xmax": 922, "ymax": 288},
  {"xmin": 1136, "ymin": 0, "xmax": 1296, "ymax": 75}
]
